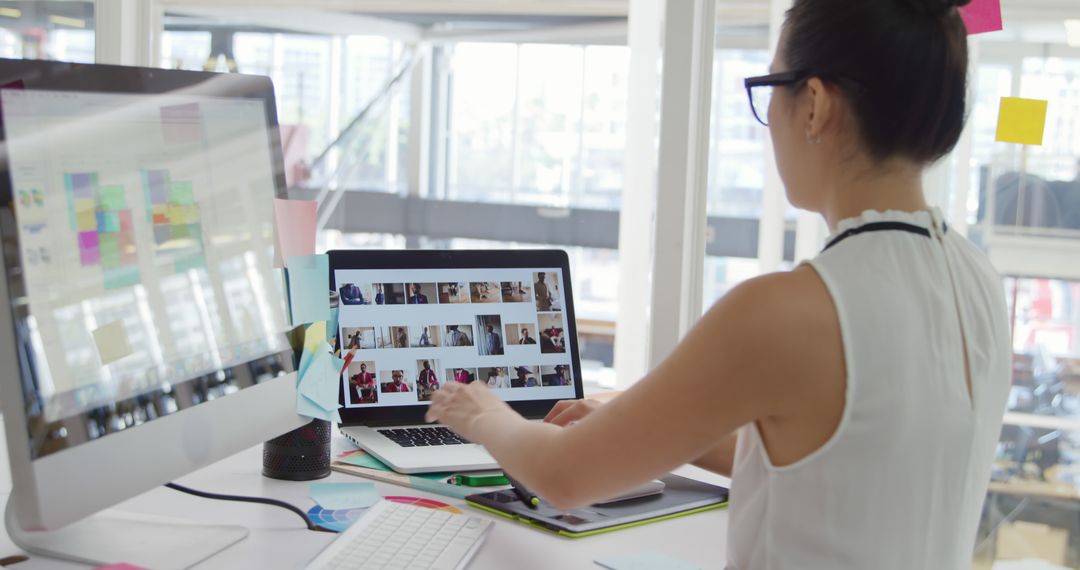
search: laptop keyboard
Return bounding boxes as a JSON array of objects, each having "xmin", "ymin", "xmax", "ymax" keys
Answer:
[{"xmin": 378, "ymin": 427, "xmax": 470, "ymax": 447}]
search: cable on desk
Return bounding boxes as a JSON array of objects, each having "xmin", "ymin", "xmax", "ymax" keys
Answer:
[{"xmin": 165, "ymin": 482, "xmax": 336, "ymax": 533}]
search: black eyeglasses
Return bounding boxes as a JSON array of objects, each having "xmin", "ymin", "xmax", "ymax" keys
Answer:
[
  {"xmin": 744, "ymin": 70, "xmax": 866, "ymax": 127},
  {"xmin": 744, "ymin": 70, "xmax": 813, "ymax": 127}
]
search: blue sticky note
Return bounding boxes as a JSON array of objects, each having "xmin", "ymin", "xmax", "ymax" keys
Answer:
[
  {"xmin": 299, "ymin": 347, "xmax": 341, "ymax": 413},
  {"xmin": 297, "ymin": 347, "xmax": 315, "ymax": 386},
  {"xmin": 296, "ymin": 393, "xmax": 341, "ymax": 424},
  {"xmin": 296, "ymin": 392, "xmax": 327, "ymax": 419},
  {"xmin": 286, "ymin": 254, "xmax": 330, "ymax": 326},
  {"xmin": 327, "ymin": 306, "xmax": 339, "ymax": 344},
  {"xmin": 309, "ymin": 482, "xmax": 380, "ymax": 510},
  {"xmin": 594, "ymin": 552, "xmax": 700, "ymax": 570}
]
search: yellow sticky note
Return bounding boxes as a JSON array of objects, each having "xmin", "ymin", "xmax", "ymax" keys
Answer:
[
  {"xmin": 92, "ymin": 320, "xmax": 132, "ymax": 365},
  {"xmin": 76, "ymin": 210, "xmax": 97, "ymax": 231},
  {"xmin": 996, "ymin": 97, "xmax": 1048, "ymax": 146},
  {"xmin": 74, "ymin": 198, "xmax": 95, "ymax": 213},
  {"xmin": 304, "ymin": 321, "xmax": 327, "ymax": 354}
]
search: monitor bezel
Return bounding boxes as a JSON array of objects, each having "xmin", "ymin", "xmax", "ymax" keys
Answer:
[
  {"xmin": 0, "ymin": 58, "xmax": 305, "ymax": 531},
  {"xmin": 329, "ymin": 248, "xmax": 586, "ymax": 425}
]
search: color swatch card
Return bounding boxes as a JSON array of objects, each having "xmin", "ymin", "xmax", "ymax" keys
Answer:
[
  {"xmin": 959, "ymin": 0, "xmax": 1002, "ymax": 35},
  {"xmin": 272, "ymin": 198, "xmax": 317, "ymax": 268},
  {"xmin": 996, "ymin": 97, "xmax": 1049, "ymax": 146},
  {"xmin": 286, "ymin": 254, "xmax": 331, "ymax": 326}
]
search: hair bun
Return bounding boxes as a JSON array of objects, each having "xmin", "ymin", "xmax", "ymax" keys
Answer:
[{"xmin": 899, "ymin": 0, "xmax": 971, "ymax": 17}]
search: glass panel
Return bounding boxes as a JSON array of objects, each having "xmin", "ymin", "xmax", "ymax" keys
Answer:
[
  {"xmin": 972, "ymin": 46, "xmax": 1080, "ymax": 568},
  {"xmin": 160, "ymin": 31, "xmax": 211, "ymax": 71},
  {"xmin": 444, "ymin": 42, "xmax": 629, "ymax": 210},
  {"xmin": 0, "ymin": 1, "xmax": 94, "ymax": 63},
  {"xmin": 971, "ymin": 58, "xmax": 1080, "ymax": 237},
  {"xmin": 580, "ymin": 45, "xmax": 629, "ymax": 207},
  {"xmin": 999, "ymin": 275, "xmax": 1080, "ymax": 564},
  {"xmin": 702, "ymin": 45, "xmax": 796, "ymax": 308},
  {"xmin": 706, "ymin": 49, "xmax": 770, "ymax": 220},
  {"xmin": 980, "ymin": 427, "xmax": 1080, "ymax": 568}
]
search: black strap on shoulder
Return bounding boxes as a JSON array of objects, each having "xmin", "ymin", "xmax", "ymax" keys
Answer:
[{"xmin": 822, "ymin": 221, "xmax": 944, "ymax": 252}]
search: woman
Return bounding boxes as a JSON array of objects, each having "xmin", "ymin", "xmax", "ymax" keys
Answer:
[
  {"xmin": 427, "ymin": 1, "xmax": 1010, "ymax": 567},
  {"xmin": 454, "ymin": 368, "xmax": 471, "ymax": 384}
]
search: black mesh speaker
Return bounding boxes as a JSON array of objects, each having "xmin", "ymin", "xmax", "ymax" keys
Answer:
[{"xmin": 262, "ymin": 419, "xmax": 332, "ymax": 480}]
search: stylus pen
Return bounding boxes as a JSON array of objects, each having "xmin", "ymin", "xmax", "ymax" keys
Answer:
[{"xmin": 506, "ymin": 474, "xmax": 540, "ymax": 509}]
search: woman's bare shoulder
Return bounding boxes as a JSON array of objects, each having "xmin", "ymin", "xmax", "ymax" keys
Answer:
[{"xmin": 693, "ymin": 265, "xmax": 843, "ymax": 417}]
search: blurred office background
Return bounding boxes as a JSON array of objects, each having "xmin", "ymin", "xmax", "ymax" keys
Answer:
[{"xmin": 3, "ymin": 0, "xmax": 1080, "ymax": 566}]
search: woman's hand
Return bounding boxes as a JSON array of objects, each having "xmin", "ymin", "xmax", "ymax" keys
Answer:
[
  {"xmin": 425, "ymin": 381, "xmax": 515, "ymax": 442},
  {"xmin": 544, "ymin": 398, "xmax": 603, "ymax": 426}
]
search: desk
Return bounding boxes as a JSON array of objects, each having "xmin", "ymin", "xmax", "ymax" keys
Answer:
[{"xmin": 0, "ymin": 433, "xmax": 731, "ymax": 569}]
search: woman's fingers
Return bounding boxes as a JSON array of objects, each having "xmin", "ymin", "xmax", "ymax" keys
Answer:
[
  {"xmin": 546, "ymin": 400, "xmax": 600, "ymax": 427},
  {"xmin": 425, "ymin": 381, "xmax": 457, "ymax": 422},
  {"xmin": 543, "ymin": 400, "xmax": 575, "ymax": 423}
]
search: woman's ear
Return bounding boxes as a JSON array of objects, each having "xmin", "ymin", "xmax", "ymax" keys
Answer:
[{"xmin": 803, "ymin": 77, "xmax": 834, "ymax": 142}]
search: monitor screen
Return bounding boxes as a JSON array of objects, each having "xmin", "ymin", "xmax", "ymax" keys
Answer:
[
  {"xmin": 0, "ymin": 86, "xmax": 292, "ymax": 459},
  {"xmin": 335, "ymin": 268, "xmax": 575, "ymax": 408}
]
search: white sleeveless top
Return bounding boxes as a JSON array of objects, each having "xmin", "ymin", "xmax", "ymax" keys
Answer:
[{"xmin": 726, "ymin": 209, "xmax": 1010, "ymax": 570}]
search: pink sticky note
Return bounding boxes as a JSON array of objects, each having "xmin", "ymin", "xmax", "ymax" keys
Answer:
[
  {"xmin": 94, "ymin": 564, "xmax": 151, "ymax": 570},
  {"xmin": 959, "ymin": 0, "xmax": 1002, "ymax": 35},
  {"xmin": 272, "ymin": 198, "xmax": 317, "ymax": 268}
]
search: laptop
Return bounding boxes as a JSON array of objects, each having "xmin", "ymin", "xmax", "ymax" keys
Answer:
[{"xmin": 330, "ymin": 249, "xmax": 585, "ymax": 474}]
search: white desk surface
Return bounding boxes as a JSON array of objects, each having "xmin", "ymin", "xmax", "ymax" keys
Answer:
[{"xmin": 0, "ymin": 433, "xmax": 731, "ymax": 569}]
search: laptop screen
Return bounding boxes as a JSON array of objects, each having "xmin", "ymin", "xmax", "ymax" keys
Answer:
[{"xmin": 334, "ymin": 266, "xmax": 576, "ymax": 410}]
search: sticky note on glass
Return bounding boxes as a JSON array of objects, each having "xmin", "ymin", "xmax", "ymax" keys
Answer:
[
  {"xmin": 272, "ymin": 198, "xmax": 317, "ymax": 268},
  {"xmin": 996, "ymin": 97, "xmax": 1049, "ymax": 146},
  {"xmin": 286, "ymin": 254, "xmax": 330, "ymax": 325},
  {"xmin": 92, "ymin": 320, "xmax": 132, "ymax": 365},
  {"xmin": 959, "ymin": 0, "xmax": 1003, "ymax": 35},
  {"xmin": 309, "ymin": 482, "xmax": 380, "ymax": 510},
  {"xmin": 595, "ymin": 552, "xmax": 700, "ymax": 570}
]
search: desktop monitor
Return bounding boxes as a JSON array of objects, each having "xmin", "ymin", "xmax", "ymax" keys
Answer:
[{"xmin": 0, "ymin": 59, "xmax": 306, "ymax": 567}]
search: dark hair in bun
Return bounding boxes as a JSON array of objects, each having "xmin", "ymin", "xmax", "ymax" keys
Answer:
[
  {"xmin": 898, "ymin": 0, "xmax": 973, "ymax": 17},
  {"xmin": 782, "ymin": 0, "xmax": 971, "ymax": 163}
]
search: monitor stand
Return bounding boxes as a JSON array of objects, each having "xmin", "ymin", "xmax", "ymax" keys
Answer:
[{"xmin": 6, "ymin": 501, "xmax": 248, "ymax": 570}]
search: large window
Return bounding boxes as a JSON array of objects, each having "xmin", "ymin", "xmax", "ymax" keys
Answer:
[
  {"xmin": 162, "ymin": 29, "xmax": 411, "ymax": 191},
  {"xmin": 444, "ymin": 43, "xmax": 628, "ymax": 209},
  {"xmin": 701, "ymin": 48, "xmax": 793, "ymax": 306}
]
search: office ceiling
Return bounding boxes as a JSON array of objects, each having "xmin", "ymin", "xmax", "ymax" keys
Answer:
[{"xmin": 160, "ymin": 0, "xmax": 1080, "ymax": 45}]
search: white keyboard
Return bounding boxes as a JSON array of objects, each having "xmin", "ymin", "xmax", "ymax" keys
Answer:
[{"xmin": 305, "ymin": 500, "xmax": 493, "ymax": 570}]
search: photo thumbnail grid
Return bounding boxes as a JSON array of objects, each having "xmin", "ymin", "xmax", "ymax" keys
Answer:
[{"xmin": 337, "ymin": 269, "xmax": 574, "ymax": 408}]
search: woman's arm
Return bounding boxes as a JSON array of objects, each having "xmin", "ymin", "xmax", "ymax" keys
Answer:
[
  {"xmin": 547, "ymin": 394, "xmax": 737, "ymax": 477},
  {"xmin": 427, "ymin": 266, "xmax": 838, "ymax": 510},
  {"xmin": 691, "ymin": 433, "xmax": 739, "ymax": 477}
]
